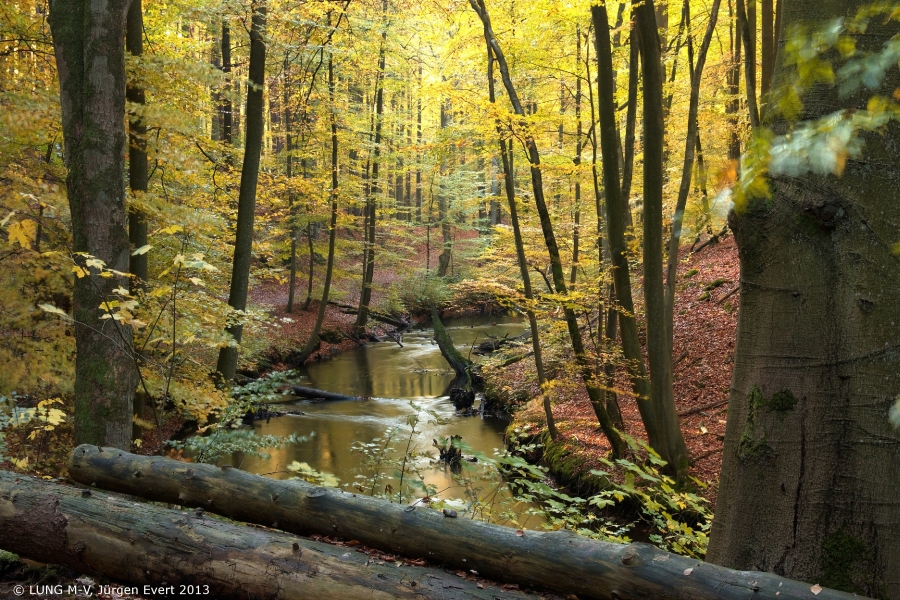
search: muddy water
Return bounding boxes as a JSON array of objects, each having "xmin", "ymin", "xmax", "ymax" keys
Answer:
[{"xmin": 225, "ymin": 315, "xmax": 542, "ymax": 528}]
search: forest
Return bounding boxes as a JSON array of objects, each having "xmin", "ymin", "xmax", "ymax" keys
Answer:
[{"xmin": 1, "ymin": 0, "xmax": 899, "ymax": 598}]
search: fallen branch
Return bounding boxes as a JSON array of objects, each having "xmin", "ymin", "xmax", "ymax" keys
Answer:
[
  {"xmin": 291, "ymin": 385, "xmax": 361, "ymax": 402},
  {"xmin": 327, "ymin": 301, "xmax": 409, "ymax": 329},
  {"xmin": 716, "ymin": 284, "xmax": 740, "ymax": 305},
  {"xmin": 67, "ymin": 446, "xmax": 857, "ymax": 600},
  {"xmin": 495, "ymin": 351, "xmax": 534, "ymax": 368},
  {"xmin": 691, "ymin": 224, "xmax": 729, "ymax": 254},
  {"xmin": 678, "ymin": 399, "xmax": 729, "ymax": 417},
  {"xmin": 0, "ymin": 471, "xmax": 515, "ymax": 600},
  {"xmin": 473, "ymin": 330, "xmax": 531, "ymax": 355}
]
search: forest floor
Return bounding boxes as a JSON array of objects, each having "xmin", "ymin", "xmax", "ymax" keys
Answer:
[{"xmin": 503, "ymin": 234, "xmax": 740, "ymax": 507}]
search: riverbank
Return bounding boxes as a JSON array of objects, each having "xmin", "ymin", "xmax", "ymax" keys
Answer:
[{"xmin": 488, "ymin": 235, "xmax": 740, "ymax": 508}]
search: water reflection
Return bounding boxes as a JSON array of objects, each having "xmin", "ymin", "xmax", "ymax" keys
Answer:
[{"xmin": 224, "ymin": 315, "xmax": 541, "ymax": 528}]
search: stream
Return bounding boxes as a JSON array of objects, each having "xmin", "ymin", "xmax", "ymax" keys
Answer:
[{"xmin": 219, "ymin": 315, "xmax": 544, "ymax": 528}]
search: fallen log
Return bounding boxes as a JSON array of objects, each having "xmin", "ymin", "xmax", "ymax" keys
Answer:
[
  {"xmin": 68, "ymin": 446, "xmax": 857, "ymax": 600},
  {"xmin": 472, "ymin": 331, "xmax": 531, "ymax": 355},
  {"xmin": 0, "ymin": 471, "xmax": 525, "ymax": 600},
  {"xmin": 291, "ymin": 385, "xmax": 361, "ymax": 401},
  {"xmin": 327, "ymin": 301, "xmax": 409, "ymax": 329}
]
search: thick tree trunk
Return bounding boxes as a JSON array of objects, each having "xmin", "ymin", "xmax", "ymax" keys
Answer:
[
  {"xmin": 0, "ymin": 472, "xmax": 517, "ymax": 600},
  {"xmin": 708, "ymin": 2, "xmax": 900, "ymax": 596},
  {"xmin": 216, "ymin": 2, "xmax": 266, "ymax": 380},
  {"xmin": 64, "ymin": 447, "xmax": 857, "ymax": 600},
  {"xmin": 49, "ymin": 0, "xmax": 138, "ymax": 450}
]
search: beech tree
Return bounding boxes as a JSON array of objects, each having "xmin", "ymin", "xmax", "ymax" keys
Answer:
[
  {"xmin": 48, "ymin": 0, "xmax": 137, "ymax": 449},
  {"xmin": 708, "ymin": 1, "xmax": 900, "ymax": 595},
  {"xmin": 216, "ymin": 1, "xmax": 267, "ymax": 380}
]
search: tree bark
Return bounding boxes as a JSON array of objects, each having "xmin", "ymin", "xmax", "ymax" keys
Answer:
[
  {"xmin": 663, "ymin": 0, "xmax": 721, "ymax": 347},
  {"xmin": 469, "ymin": 0, "xmax": 623, "ymax": 457},
  {"xmin": 483, "ymin": 34, "xmax": 554, "ymax": 436},
  {"xmin": 0, "ymin": 472, "xmax": 517, "ymax": 600},
  {"xmin": 49, "ymin": 0, "xmax": 138, "ymax": 450},
  {"xmin": 708, "ymin": 2, "xmax": 900, "ymax": 595},
  {"xmin": 298, "ymin": 52, "xmax": 342, "ymax": 364},
  {"xmin": 216, "ymin": 2, "xmax": 266, "ymax": 380},
  {"xmin": 355, "ymin": 0, "xmax": 389, "ymax": 334},
  {"xmin": 126, "ymin": 0, "xmax": 148, "ymax": 285},
  {"xmin": 632, "ymin": 0, "xmax": 691, "ymax": 478},
  {"xmin": 64, "ymin": 447, "xmax": 857, "ymax": 600},
  {"xmin": 592, "ymin": 4, "xmax": 658, "ymax": 450},
  {"xmin": 430, "ymin": 304, "xmax": 471, "ymax": 381}
]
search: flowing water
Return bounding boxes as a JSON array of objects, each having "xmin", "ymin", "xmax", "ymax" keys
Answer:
[{"xmin": 220, "ymin": 315, "xmax": 543, "ymax": 528}]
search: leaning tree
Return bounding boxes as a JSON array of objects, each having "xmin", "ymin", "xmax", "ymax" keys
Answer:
[{"xmin": 708, "ymin": 1, "xmax": 900, "ymax": 596}]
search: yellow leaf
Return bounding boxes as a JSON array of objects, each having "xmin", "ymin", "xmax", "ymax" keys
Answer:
[
  {"xmin": 7, "ymin": 219, "xmax": 37, "ymax": 248},
  {"xmin": 72, "ymin": 265, "xmax": 89, "ymax": 278},
  {"xmin": 12, "ymin": 457, "xmax": 28, "ymax": 468},
  {"xmin": 132, "ymin": 244, "xmax": 153, "ymax": 256}
]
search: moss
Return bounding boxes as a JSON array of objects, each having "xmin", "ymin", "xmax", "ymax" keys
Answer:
[
  {"xmin": 820, "ymin": 530, "xmax": 885, "ymax": 597},
  {"xmin": 684, "ymin": 268, "xmax": 698, "ymax": 279},
  {"xmin": 737, "ymin": 387, "xmax": 797, "ymax": 463},
  {"xmin": 704, "ymin": 278, "xmax": 728, "ymax": 291}
]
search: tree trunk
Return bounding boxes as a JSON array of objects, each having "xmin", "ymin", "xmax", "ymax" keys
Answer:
[
  {"xmin": 761, "ymin": 0, "xmax": 774, "ymax": 96},
  {"xmin": 221, "ymin": 23, "xmax": 233, "ymax": 149},
  {"xmin": 0, "ymin": 472, "xmax": 516, "ymax": 600},
  {"xmin": 126, "ymin": 0, "xmax": 148, "ymax": 285},
  {"xmin": 470, "ymin": 0, "xmax": 624, "ymax": 458},
  {"xmin": 63, "ymin": 447, "xmax": 857, "ymax": 600},
  {"xmin": 297, "ymin": 53, "xmax": 341, "ymax": 365},
  {"xmin": 592, "ymin": 4, "xmax": 659, "ymax": 456},
  {"xmin": 355, "ymin": 0, "xmax": 388, "ymax": 334},
  {"xmin": 663, "ymin": 0, "xmax": 721, "ymax": 348},
  {"xmin": 49, "ymin": 0, "xmax": 138, "ymax": 450},
  {"xmin": 216, "ymin": 1, "xmax": 266, "ymax": 381},
  {"xmin": 430, "ymin": 304, "xmax": 471, "ymax": 381},
  {"xmin": 483, "ymin": 35, "xmax": 554, "ymax": 436},
  {"xmin": 708, "ymin": 2, "xmax": 900, "ymax": 596},
  {"xmin": 633, "ymin": 0, "xmax": 691, "ymax": 478}
]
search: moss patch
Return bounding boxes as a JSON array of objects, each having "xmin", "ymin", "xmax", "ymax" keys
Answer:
[
  {"xmin": 737, "ymin": 387, "xmax": 798, "ymax": 463},
  {"xmin": 820, "ymin": 530, "xmax": 884, "ymax": 597}
]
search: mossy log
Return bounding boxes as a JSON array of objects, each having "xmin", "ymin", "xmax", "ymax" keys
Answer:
[
  {"xmin": 0, "ymin": 470, "xmax": 533, "ymax": 600},
  {"xmin": 67, "ymin": 446, "xmax": 857, "ymax": 600}
]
